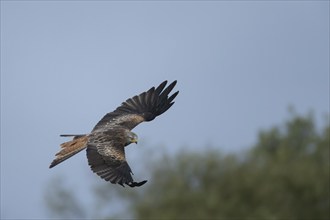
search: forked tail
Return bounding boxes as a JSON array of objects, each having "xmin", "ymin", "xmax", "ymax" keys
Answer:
[{"xmin": 49, "ymin": 135, "xmax": 88, "ymax": 168}]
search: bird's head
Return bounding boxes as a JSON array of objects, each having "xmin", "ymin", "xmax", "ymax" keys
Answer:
[{"xmin": 125, "ymin": 131, "xmax": 138, "ymax": 146}]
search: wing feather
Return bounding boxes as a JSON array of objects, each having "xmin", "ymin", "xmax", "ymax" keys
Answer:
[
  {"xmin": 92, "ymin": 80, "xmax": 179, "ymax": 131},
  {"xmin": 86, "ymin": 130, "xmax": 146, "ymax": 187},
  {"xmin": 144, "ymin": 87, "xmax": 154, "ymax": 107}
]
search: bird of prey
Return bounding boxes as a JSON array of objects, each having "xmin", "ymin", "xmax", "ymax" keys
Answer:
[{"xmin": 49, "ymin": 80, "xmax": 179, "ymax": 187}]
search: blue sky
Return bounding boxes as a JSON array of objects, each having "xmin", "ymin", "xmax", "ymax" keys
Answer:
[{"xmin": 1, "ymin": 1, "xmax": 329, "ymax": 219}]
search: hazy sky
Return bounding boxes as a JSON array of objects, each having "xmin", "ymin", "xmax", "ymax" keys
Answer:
[{"xmin": 1, "ymin": 1, "xmax": 329, "ymax": 219}]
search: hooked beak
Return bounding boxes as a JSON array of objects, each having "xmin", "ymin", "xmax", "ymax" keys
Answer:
[{"xmin": 132, "ymin": 139, "xmax": 138, "ymax": 144}]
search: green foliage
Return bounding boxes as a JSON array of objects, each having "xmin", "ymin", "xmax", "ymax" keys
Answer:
[
  {"xmin": 44, "ymin": 112, "xmax": 330, "ymax": 220},
  {"xmin": 128, "ymin": 113, "xmax": 329, "ymax": 220},
  {"xmin": 44, "ymin": 176, "xmax": 86, "ymax": 218}
]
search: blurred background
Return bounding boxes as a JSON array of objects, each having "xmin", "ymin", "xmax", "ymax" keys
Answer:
[{"xmin": 1, "ymin": 1, "xmax": 329, "ymax": 219}]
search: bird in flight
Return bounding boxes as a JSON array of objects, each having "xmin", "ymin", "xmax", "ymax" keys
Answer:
[{"xmin": 49, "ymin": 80, "xmax": 179, "ymax": 187}]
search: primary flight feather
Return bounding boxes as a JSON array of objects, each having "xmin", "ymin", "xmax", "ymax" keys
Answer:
[{"xmin": 49, "ymin": 80, "xmax": 179, "ymax": 187}]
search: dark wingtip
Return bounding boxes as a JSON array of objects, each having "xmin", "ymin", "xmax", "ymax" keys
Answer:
[
  {"xmin": 168, "ymin": 80, "xmax": 177, "ymax": 90},
  {"xmin": 168, "ymin": 91, "xmax": 179, "ymax": 103},
  {"xmin": 155, "ymin": 81, "xmax": 168, "ymax": 94},
  {"xmin": 127, "ymin": 180, "xmax": 148, "ymax": 188}
]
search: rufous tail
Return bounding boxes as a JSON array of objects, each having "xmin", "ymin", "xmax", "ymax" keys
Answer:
[{"xmin": 49, "ymin": 135, "xmax": 88, "ymax": 168}]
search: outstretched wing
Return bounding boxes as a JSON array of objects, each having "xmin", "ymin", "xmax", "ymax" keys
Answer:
[
  {"xmin": 92, "ymin": 80, "xmax": 179, "ymax": 132},
  {"xmin": 86, "ymin": 130, "xmax": 147, "ymax": 187}
]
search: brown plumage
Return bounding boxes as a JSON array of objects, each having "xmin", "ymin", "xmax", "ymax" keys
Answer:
[
  {"xmin": 49, "ymin": 80, "xmax": 179, "ymax": 187},
  {"xmin": 49, "ymin": 135, "xmax": 88, "ymax": 168}
]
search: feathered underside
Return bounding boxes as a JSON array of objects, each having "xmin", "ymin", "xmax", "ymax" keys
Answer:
[{"xmin": 86, "ymin": 129, "xmax": 147, "ymax": 187}]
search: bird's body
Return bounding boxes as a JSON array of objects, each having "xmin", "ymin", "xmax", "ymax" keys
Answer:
[{"xmin": 49, "ymin": 80, "xmax": 179, "ymax": 187}]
